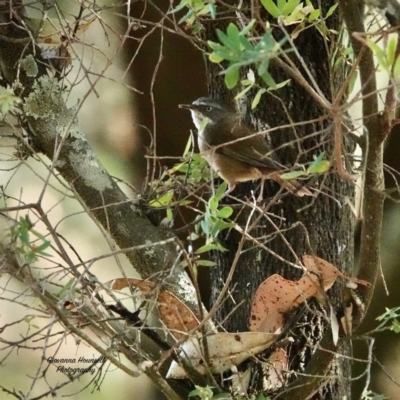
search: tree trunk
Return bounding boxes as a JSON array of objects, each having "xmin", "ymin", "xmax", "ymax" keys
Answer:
[{"xmin": 206, "ymin": 1, "xmax": 354, "ymax": 398}]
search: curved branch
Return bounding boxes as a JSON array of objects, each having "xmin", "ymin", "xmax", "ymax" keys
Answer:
[
  {"xmin": 339, "ymin": 0, "xmax": 385, "ymax": 325},
  {"xmin": 0, "ymin": 1, "xmax": 200, "ymax": 320}
]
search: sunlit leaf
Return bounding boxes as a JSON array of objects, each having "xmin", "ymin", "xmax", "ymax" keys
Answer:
[
  {"xmin": 260, "ymin": 0, "xmax": 281, "ymax": 18},
  {"xmin": 208, "ymin": 196, "xmax": 219, "ymax": 211},
  {"xmin": 325, "ymin": 3, "xmax": 338, "ymax": 18},
  {"xmin": 224, "ymin": 66, "xmax": 239, "ymax": 89},
  {"xmin": 386, "ymin": 36, "xmax": 398, "ymax": 66},
  {"xmin": 235, "ymin": 84, "xmax": 253, "ymax": 100},
  {"xmin": 268, "ymin": 79, "xmax": 290, "ymax": 91},
  {"xmin": 195, "ymin": 260, "xmax": 217, "ymax": 267},
  {"xmin": 195, "ymin": 242, "xmax": 228, "ymax": 254},
  {"xmin": 282, "ymin": 0, "xmax": 301, "ymax": 16},
  {"xmin": 209, "ymin": 52, "xmax": 224, "ymax": 63},
  {"xmin": 239, "ymin": 19, "xmax": 256, "ymax": 36},
  {"xmin": 215, "ymin": 181, "xmax": 228, "ymax": 200},
  {"xmin": 149, "ymin": 191, "xmax": 174, "ymax": 207},
  {"xmin": 280, "ymin": 170, "xmax": 305, "ymax": 179},
  {"xmin": 307, "ymin": 160, "xmax": 330, "ymax": 174},
  {"xmin": 216, "ymin": 206, "xmax": 233, "ymax": 219},
  {"xmin": 251, "ymin": 88, "xmax": 266, "ymax": 109},
  {"xmin": 260, "ymin": 71, "xmax": 276, "ymax": 87}
]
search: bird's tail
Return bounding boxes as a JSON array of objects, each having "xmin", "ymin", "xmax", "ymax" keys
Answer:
[{"xmin": 270, "ymin": 173, "xmax": 313, "ymax": 197}]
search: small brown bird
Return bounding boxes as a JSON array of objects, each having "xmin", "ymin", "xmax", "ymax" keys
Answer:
[{"xmin": 179, "ymin": 97, "xmax": 312, "ymax": 198}]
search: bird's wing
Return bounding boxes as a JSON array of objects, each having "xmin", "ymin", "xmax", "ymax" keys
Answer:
[{"xmin": 205, "ymin": 117, "xmax": 283, "ymax": 170}]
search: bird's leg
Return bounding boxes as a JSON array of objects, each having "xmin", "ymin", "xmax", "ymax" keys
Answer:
[
  {"xmin": 257, "ymin": 179, "xmax": 265, "ymax": 202},
  {"xmin": 226, "ymin": 182, "xmax": 236, "ymax": 195}
]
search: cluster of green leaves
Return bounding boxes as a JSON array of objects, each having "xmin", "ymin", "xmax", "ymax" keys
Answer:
[
  {"xmin": 376, "ymin": 306, "xmax": 400, "ymax": 333},
  {"xmin": 261, "ymin": 0, "xmax": 337, "ymax": 28},
  {"xmin": 208, "ymin": 21, "xmax": 281, "ymax": 89},
  {"xmin": 180, "ymin": 182, "xmax": 235, "ymax": 272},
  {"xmin": 280, "ymin": 152, "xmax": 330, "ymax": 180},
  {"xmin": 149, "ymin": 137, "xmax": 234, "ymax": 258},
  {"xmin": 189, "ymin": 385, "xmax": 270, "ymax": 400},
  {"xmin": 194, "ymin": 181, "xmax": 234, "ymax": 254},
  {"xmin": 207, "ymin": 2, "xmax": 338, "ymax": 90},
  {"xmin": 0, "ymin": 86, "xmax": 21, "ymax": 115},
  {"xmin": 11, "ymin": 215, "xmax": 52, "ymax": 265},
  {"xmin": 149, "ymin": 136, "xmax": 208, "ymax": 222},
  {"xmin": 234, "ymin": 69, "xmax": 290, "ymax": 110},
  {"xmin": 170, "ymin": 0, "xmax": 216, "ymax": 32}
]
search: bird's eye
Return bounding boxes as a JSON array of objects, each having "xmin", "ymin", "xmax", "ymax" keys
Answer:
[{"xmin": 206, "ymin": 106, "xmax": 212, "ymax": 112}]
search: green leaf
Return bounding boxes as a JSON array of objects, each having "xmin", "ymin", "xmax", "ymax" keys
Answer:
[
  {"xmin": 260, "ymin": 71, "xmax": 276, "ymax": 87},
  {"xmin": 260, "ymin": 0, "xmax": 281, "ymax": 18},
  {"xmin": 169, "ymin": 1, "xmax": 190, "ymax": 15},
  {"xmin": 224, "ymin": 66, "xmax": 239, "ymax": 89},
  {"xmin": 325, "ymin": 3, "xmax": 338, "ymax": 18},
  {"xmin": 35, "ymin": 240, "xmax": 51, "ymax": 254},
  {"xmin": 178, "ymin": 8, "xmax": 194, "ymax": 24},
  {"xmin": 227, "ymin": 23, "xmax": 240, "ymax": 40},
  {"xmin": 178, "ymin": 199, "xmax": 193, "ymax": 206},
  {"xmin": 235, "ymin": 84, "xmax": 253, "ymax": 100},
  {"xmin": 200, "ymin": 220, "xmax": 209, "ymax": 235},
  {"xmin": 166, "ymin": 208, "xmax": 173, "ymax": 221},
  {"xmin": 239, "ymin": 19, "xmax": 256, "ymax": 36},
  {"xmin": 188, "ymin": 389, "xmax": 200, "ymax": 397},
  {"xmin": 386, "ymin": 36, "xmax": 398, "ymax": 66},
  {"xmin": 367, "ymin": 38, "xmax": 389, "ymax": 72},
  {"xmin": 251, "ymin": 88, "xmax": 266, "ymax": 109},
  {"xmin": 215, "ymin": 181, "xmax": 228, "ymax": 200},
  {"xmin": 306, "ymin": 152, "xmax": 330, "ymax": 174},
  {"xmin": 209, "ymin": 52, "xmax": 224, "ymax": 63},
  {"xmin": 258, "ymin": 59, "xmax": 270, "ymax": 76},
  {"xmin": 308, "ymin": 8, "xmax": 321, "ymax": 21},
  {"xmin": 196, "ymin": 259, "xmax": 217, "ymax": 267},
  {"xmin": 348, "ymin": 70, "xmax": 358, "ymax": 94},
  {"xmin": 211, "ymin": 220, "xmax": 235, "ymax": 235},
  {"xmin": 391, "ymin": 319, "xmax": 400, "ymax": 333},
  {"xmin": 208, "ymin": 40, "xmax": 224, "ymax": 51},
  {"xmin": 182, "ymin": 135, "xmax": 193, "ymax": 157},
  {"xmin": 208, "ymin": 196, "xmax": 219, "ymax": 211},
  {"xmin": 277, "ymin": 0, "xmax": 285, "ymax": 9},
  {"xmin": 307, "ymin": 160, "xmax": 330, "ymax": 174},
  {"xmin": 217, "ymin": 28, "xmax": 237, "ymax": 49},
  {"xmin": 216, "ymin": 206, "xmax": 233, "ymax": 219},
  {"xmin": 208, "ymin": 3, "xmax": 216, "ymax": 19},
  {"xmin": 280, "ymin": 170, "xmax": 305, "ymax": 179},
  {"xmin": 281, "ymin": 0, "xmax": 301, "ymax": 16},
  {"xmin": 196, "ymin": 242, "xmax": 228, "ymax": 254},
  {"xmin": 268, "ymin": 79, "xmax": 290, "ymax": 91},
  {"xmin": 149, "ymin": 191, "xmax": 174, "ymax": 207}
]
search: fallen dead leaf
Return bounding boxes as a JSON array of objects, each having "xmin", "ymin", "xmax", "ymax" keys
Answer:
[
  {"xmin": 166, "ymin": 332, "xmax": 278, "ymax": 378},
  {"xmin": 103, "ymin": 277, "xmax": 199, "ymax": 340}
]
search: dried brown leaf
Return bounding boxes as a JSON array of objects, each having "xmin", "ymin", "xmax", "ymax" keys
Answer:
[{"xmin": 166, "ymin": 332, "xmax": 278, "ymax": 378}]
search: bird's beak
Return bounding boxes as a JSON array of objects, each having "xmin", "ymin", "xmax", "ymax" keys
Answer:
[{"xmin": 178, "ymin": 104, "xmax": 194, "ymax": 110}]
